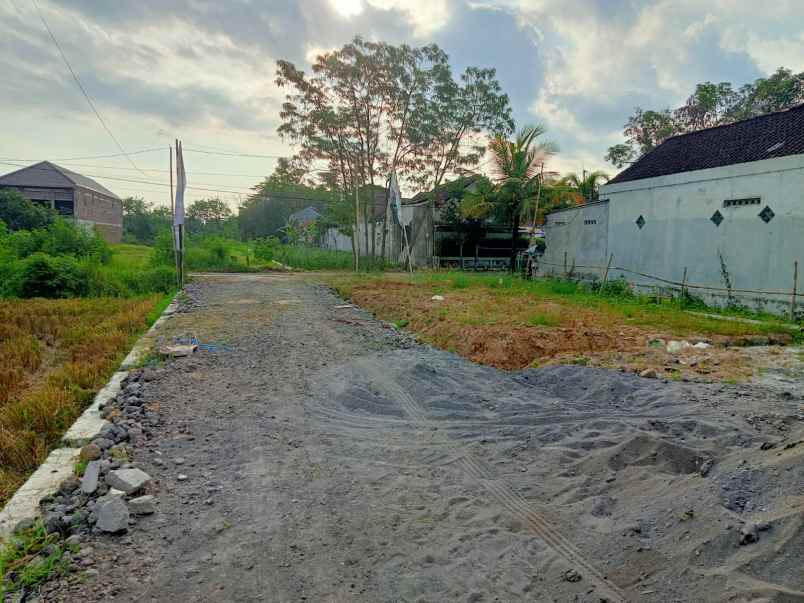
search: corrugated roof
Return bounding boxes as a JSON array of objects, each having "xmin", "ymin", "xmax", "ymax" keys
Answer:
[
  {"xmin": 608, "ymin": 104, "xmax": 804, "ymax": 185},
  {"xmin": 0, "ymin": 161, "xmax": 120, "ymax": 199},
  {"xmin": 288, "ymin": 206, "xmax": 322, "ymax": 224}
]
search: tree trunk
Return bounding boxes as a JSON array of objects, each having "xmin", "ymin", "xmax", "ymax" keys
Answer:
[
  {"xmin": 509, "ymin": 211, "xmax": 520, "ymax": 274},
  {"xmin": 459, "ymin": 241, "xmax": 464, "ymax": 270}
]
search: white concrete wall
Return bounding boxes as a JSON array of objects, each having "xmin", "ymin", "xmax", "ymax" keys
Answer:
[
  {"xmin": 541, "ymin": 201, "xmax": 609, "ymax": 279},
  {"xmin": 319, "ymin": 201, "xmax": 434, "ymax": 267},
  {"xmin": 600, "ymin": 154, "xmax": 804, "ymax": 312}
]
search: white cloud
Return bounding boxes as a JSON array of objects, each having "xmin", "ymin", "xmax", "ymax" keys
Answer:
[
  {"xmin": 329, "ymin": 0, "xmax": 366, "ymax": 18},
  {"xmin": 366, "ymin": 0, "xmax": 451, "ymax": 36}
]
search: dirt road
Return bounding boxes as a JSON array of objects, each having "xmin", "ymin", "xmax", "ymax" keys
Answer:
[{"xmin": 46, "ymin": 274, "xmax": 803, "ymax": 602}]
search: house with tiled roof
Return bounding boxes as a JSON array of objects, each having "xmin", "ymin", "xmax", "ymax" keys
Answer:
[
  {"xmin": 542, "ymin": 103, "xmax": 804, "ymax": 314},
  {"xmin": 0, "ymin": 161, "xmax": 123, "ymax": 242}
]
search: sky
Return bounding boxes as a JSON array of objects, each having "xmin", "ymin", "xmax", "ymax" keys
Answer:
[{"xmin": 1, "ymin": 0, "xmax": 803, "ymax": 209}]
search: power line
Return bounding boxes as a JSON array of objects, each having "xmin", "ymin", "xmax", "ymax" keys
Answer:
[
  {"xmin": 0, "ymin": 161, "xmax": 274, "ymax": 179},
  {"xmin": 0, "ymin": 148, "xmax": 164, "ymax": 163},
  {"xmin": 0, "ymin": 160, "xmax": 250, "ymax": 195},
  {"xmin": 0, "ymin": 160, "xmax": 336, "ymax": 201},
  {"xmin": 31, "ymin": 0, "xmax": 148, "ymax": 177},
  {"xmin": 183, "ymin": 147, "xmax": 287, "ymax": 159}
]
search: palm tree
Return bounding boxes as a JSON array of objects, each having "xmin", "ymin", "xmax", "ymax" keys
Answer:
[
  {"xmin": 560, "ymin": 170, "xmax": 609, "ymax": 203},
  {"xmin": 487, "ymin": 124, "xmax": 557, "ymax": 273}
]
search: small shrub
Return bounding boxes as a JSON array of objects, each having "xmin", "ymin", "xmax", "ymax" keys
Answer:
[
  {"xmin": 598, "ymin": 277, "xmax": 633, "ymax": 298},
  {"xmin": 11, "ymin": 253, "xmax": 90, "ymax": 298}
]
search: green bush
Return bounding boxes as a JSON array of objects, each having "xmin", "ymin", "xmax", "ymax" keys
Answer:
[
  {"xmin": 0, "ymin": 190, "xmax": 55, "ymax": 231},
  {"xmin": 10, "ymin": 253, "xmax": 90, "ymax": 298},
  {"xmin": 252, "ymin": 237, "xmax": 281, "ymax": 262},
  {"xmin": 598, "ymin": 277, "xmax": 634, "ymax": 298},
  {"xmin": 4, "ymin": 218, "xmax": 111, "ymax": 263}
]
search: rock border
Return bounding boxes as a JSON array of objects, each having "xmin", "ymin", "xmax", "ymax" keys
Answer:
[{"xmin": 0, "ymin": 295, "xmax": 179, "ymax": 539}]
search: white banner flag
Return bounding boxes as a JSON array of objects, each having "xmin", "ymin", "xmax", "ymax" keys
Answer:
[
  {"xmin": 174, "ymin": 140, "xmax": 186, "ymax": 227},
  {"xmin": 389, "ymin": 172, "xmax": 402, "ymax": 224}
]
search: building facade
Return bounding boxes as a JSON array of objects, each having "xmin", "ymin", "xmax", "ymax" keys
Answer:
[
  {"xmin": 542, "ymin": 104, "xmax": 804, "ymax": 314},
  {"xmin": 0, "ymin": 161, "xmax": 123, "ymax": 243}
]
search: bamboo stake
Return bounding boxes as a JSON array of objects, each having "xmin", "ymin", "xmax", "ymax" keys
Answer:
[
  {"xmin": 791, "ymin": 261, "xmax": 798, "ymax": 321},
  {"xmin": 602, "ymin": 253, "xmax": 613, "ymax": 284},
  {"xmin": 681, "ymin": 266, "xmax": 688, "ymax": 301}
]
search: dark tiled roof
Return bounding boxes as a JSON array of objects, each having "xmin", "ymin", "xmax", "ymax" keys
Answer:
[
  {"xmin": 609, "ymin": 104, "xmax": 804, "ymax": 185},
  {"xmin": 409, "ymin": 175, "xmax": 480, "ymax": 207},
  {"xmin": 0, "ymin": 161, "xmax": 120, "ymax": 199}
]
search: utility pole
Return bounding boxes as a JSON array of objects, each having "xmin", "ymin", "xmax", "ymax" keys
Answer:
[{"xmin": 170, "ymin": 145, "xmax": 180, "ymax": 289}]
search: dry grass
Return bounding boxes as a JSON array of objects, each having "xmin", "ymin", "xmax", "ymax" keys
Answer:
[
  {"xmin": 325, "ymin": 272, "xmax": 797, "ymax": 379},
  {"xmin": 0, "ymin": 297, "xmax": 162, "ymax": 504}
]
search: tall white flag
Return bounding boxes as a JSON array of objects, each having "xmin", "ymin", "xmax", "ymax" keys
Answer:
[
  {"xmin": 174, "ymin": 140, "xmax": 186, "ymax": 227},
  {"xmin": 389, "ymin": 172, "xmax": 402, "ymax": 225}
]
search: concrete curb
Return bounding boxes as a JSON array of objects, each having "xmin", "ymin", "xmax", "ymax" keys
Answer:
[
  {"xmin": 0, "ymin": 449, "xmax": 80, "ymax": 538},
  {"xmin": 0, "ymin": 295, "xmax": 179, "ymax": 540},
  {"xmin": 61, "ymin": 298, "xmax": 179, "ymax": 448}
]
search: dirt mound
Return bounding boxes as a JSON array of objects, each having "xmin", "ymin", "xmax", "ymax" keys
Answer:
[{"xmin": 305, "ymin": 348, "xmax": 804, "ymax": 601}]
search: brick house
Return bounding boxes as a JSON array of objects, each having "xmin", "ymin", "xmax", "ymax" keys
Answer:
[{"xmin": 0, "ymin": 161, "xmax": 123, "ymax": 242}]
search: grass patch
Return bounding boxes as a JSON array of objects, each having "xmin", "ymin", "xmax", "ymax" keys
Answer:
[
  {"xmin": 252, "ymin": 238, "xmax": 390, "ymax": 271},
  {"xmin": 0, "ymin": 521, "xmax": 77, "ymax": 597},
  {"xmin": 109, "ymin": 243, "xmax": 152, "ymax": 271},
  {"xmin": 323, "ymin": 271, "xmax": 799, "ymax": 373},
  {"xmin": 0, "ymin": 296, "xmax": 161, "ymax": 505},
  {"xmin": 405, "ymin": 273, "xmax": 799, "ymax": 339},
  {"xmin": 73, "ymin": 459, "xmax": 88, "ymax": 477},
  {"xmin": 527, "ymin": 312, "xmax": 561, "ymax": 327}
]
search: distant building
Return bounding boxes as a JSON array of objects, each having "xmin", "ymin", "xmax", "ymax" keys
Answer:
[
  {"xmin": 287, "ymin": 206, "xmax": 323, "ymax": 228},
  {"xmin": 0, "ymin": 161, "xmax": 123, "ymax": 242},
  {"xmin": 542, "ymin": 103, "xmax": 804, "ymax": 314}
]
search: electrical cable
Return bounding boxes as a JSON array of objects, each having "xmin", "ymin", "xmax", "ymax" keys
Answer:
[
  {"xmin": 0, "ymin": 160, "xmax": 341, "ymax": 201},
  {"xmin": 0, "ymin": 148, "xmax": 164, "ymax": 163},
  {"xmin": 31, "ymin": 0, "xmax": 149, "ymax": 177}
]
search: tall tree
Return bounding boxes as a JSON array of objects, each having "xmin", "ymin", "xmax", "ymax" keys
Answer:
[
  {"xmin": 266, "ymin": 157, "xmax": 310, "ymax": 187},
  {"xmin": 606, "ymin": 67, "xmax": 804, "ymax": 168},
  {"xmin": 407, "ymin": 66, "xmax": 515, "ymax": 191},
  {"xmin": 186, "ymin": 198, "xmax": 234, "ymax": 236},
  {"xmin": 485, "ymin": 124, "xmax": 557, "ymax": 273},
  {"xmin": 559, "ymin": 170, "xmax": 609, "ymax": 203},
  {"xmin": 275, "ymin": 37, "xmax": 514, "ymax": 265}
]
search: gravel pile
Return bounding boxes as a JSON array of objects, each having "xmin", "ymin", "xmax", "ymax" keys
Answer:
[{"xmin": 39, "ymin": 369, "xmax": 161, "ymax": 537}]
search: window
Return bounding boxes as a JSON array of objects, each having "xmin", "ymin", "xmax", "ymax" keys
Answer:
[
  {"xmin": 584, "ymin": 219, "xmax": 597, "ymax": 225},
  {"xmin": 723, "ymin": 197, "xmax": 760, "ymax": 208},
  {"xmin": 54, "ymin": 199, "xmax": 74, "ymax": 216}
]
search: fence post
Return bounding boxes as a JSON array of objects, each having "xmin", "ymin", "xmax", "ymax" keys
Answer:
[
  {"xmin": 791, "ymin": 261, "xmax": 798, "ymax": 321},
  {"xmin": 681, "ymin": 267, "xmax": 688, "ymax": 302},
  {"xmin": 563, "ymin": 251, "xmax": 568, "ymax": 276},
  {"xmin": 602, "ymin": 253, "xmax": 613, "ymax": 284}
]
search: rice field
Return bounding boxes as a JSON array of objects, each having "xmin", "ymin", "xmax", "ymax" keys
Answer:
[{"xmin": 0, "ymin": 295, "xmax": 167, "ymax": 505}]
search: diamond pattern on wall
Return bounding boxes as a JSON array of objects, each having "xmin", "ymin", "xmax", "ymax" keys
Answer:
[
  {"xmin": 636, "ymin": 215, "xmax": 645, "ymax": 229},
  {"xmin": 759, "ymin": 206, "xmax": 775, "ymax": 223},
  {"xmin": 710, "ymin": 210, "xmax": 724, "ymax": 226}
]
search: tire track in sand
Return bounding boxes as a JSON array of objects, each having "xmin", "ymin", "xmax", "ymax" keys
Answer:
[{"xmin": 355, "ymin": 358, "xmax": 630, "ymax": 603}]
